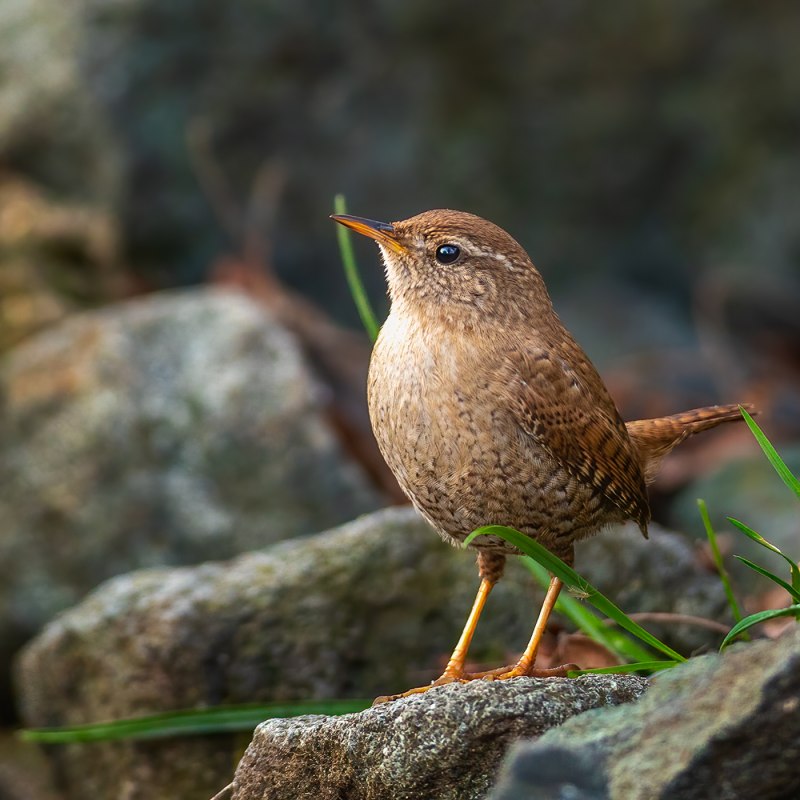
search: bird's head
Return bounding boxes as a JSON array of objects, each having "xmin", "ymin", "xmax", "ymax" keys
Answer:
[{"xmin": 331, "ymin": 209, "xmax": 550, "ymax": 327}]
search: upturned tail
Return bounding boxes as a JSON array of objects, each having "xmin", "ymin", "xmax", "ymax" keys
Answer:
[{"xmin": 626, "ymin": 403, "xmax": 755, "ymax": 484}]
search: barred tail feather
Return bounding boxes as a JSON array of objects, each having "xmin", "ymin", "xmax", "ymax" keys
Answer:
[{"xmin": 626, "ymin": 403, "xmax": 755, "ymax": 484}]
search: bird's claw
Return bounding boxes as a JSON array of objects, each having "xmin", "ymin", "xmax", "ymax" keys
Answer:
[
  {"xmin": 372, "ymin": 671, "xmax": 470, "ymax": 705},
  {"xmin": 468, "ymin": 662, "xmax": 579, "ymax": 681},
  {"xmin": 372, "ymin": 662, "xmax": 578, "ymax": 704}
]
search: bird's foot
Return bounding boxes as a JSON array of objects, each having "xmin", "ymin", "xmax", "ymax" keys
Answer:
[
  {"xmin": 469, "ymin": 661, "xmax": 579, "ymax": 680},
  {"xmin": 372, "ymin": 660, "xmax": 579, "ymax": 704},
  {"xmin": 372, "ymin": 670, "xmax": 470, "ymax": 705}
]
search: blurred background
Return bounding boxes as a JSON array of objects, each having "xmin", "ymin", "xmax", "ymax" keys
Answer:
[
  {"xmin": 3, "ymin": 0, "xmax": 800, "ymax": 420},
  {"xmin": 2, "ymin": 0, "xmax": 800, "ymax": 729}
]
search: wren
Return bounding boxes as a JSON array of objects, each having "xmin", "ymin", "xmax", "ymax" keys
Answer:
[{"xmin": 332, "ymin": 209, "xmax": 751, "ymax": 703}]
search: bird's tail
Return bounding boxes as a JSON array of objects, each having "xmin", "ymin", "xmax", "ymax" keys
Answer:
[{"xmin": 626, "ymin": 403, "xmax": 755, "ymax": 484}]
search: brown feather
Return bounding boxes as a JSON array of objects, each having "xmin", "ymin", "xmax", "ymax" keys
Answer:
[
  {"xmin": 500, "ymin": 343, "xmax": 651, "ymax": 534},
  {"xmin": 626, "ymin": 404, "xmax": 755, "ymax": 483}
]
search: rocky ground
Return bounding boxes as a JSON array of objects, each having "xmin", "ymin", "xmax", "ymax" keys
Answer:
[
  {"xmin": 490, "ymin": 628, "xmax": 800, "ymax": 800},
  {"xmin": 14, "ymin": 503, "xmax": 722, "ymax": 800},
  {"xmin": 231, "ymin": 628, "xmax": 800, "ymax": 800},
  {"xmin": 232, "ymin": 676, "xmax": 648, "ymax": 800}
]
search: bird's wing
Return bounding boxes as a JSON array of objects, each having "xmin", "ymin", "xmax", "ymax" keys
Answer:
[{"xmin": 496, "ymin": 345, "xmax": 650, "ymax": 531}]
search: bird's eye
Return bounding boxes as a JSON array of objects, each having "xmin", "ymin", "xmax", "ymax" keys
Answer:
[{"xmin": 435, "ymin": 244, "xmax": 461, "ymax": 264}]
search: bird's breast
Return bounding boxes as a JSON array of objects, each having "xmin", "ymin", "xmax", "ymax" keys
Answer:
[
  {"xmin": 368, "ymin": 313, "xmax": 536, "ymax": 541},
  {"xmin": 368, "ymin": 313, "xmax": 477, "ymax": 474}
]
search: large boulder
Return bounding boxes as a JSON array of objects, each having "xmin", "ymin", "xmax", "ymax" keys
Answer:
[
  {"xmin": 1, "ymin": 287, "xmax": 381, "ymax": 715},
  {"xmin": 232, "ymin": 676, "xmax": 648, "ymax": 800},
  {"xmin": 490, "ymin": 626, "xmax": 800, "ymax": 800}
]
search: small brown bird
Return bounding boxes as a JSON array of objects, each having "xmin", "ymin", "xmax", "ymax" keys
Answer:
[{"xmin": 332, "ymin": 209, "xmax": 751, "ymax": 703}]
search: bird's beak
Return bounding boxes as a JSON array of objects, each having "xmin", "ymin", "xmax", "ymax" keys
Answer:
[{"xmin": 330, "ymin": 214, "xmax": 407, "ymax": 255}]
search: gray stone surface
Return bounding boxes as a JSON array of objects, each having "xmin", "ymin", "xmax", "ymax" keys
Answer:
[
  {"xmin": 1, "ymin": 287, "xmax": 380, "ymax": 715},
  {"xmin": 232, "ymin": 676, "xmax": 648, "ymax": 800},
  {"xmin": 0, "ymin": 0, "xmax": 119, "ymax": 204},
  {"xmin": 10, "ymin": 478, "xmax": 774, "ymax": 800},
  {"xmin": 16, "ymin": 505, "xmax": 729, "ymax": 799},
  {"xmin": 490, "ymin": 627, "xmax": 800, "ymax": 800}
]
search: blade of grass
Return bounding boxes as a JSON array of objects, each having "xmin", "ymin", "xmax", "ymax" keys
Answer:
[
  {"xmin": 520, "ymin": 556, "xmax": 656, "ymax": 663},
  {"xmin": 727, "ymin": 517, "xmax": 800, "ymax": 592},
  {"xmin": 569, "ymin": 660, "xmax": 679, "ymax": 676},
  {"xmin": 465, "ymin": 526, "xmax": 685, "ymax": 663},
  {"xmin": 20, "ymin": 700, "xmax": 371, "ymax": 744},
  {"xmin": 728, "ymin": 517, "xmax": 792, "ymax": 559},
  {"xmin": 720, "ymin": 605, "xmax": 800, "ymax": 650},
  {"xmin": 698, "ymin": 499, "xmax": 744, "ymax": 626},
  {"xmin": 733, "ymin": 556, "xmax": 800, "ymax": 604},
  {"xmin": 333, "ymin": 194, "xmax": 380, "ymax": 342},
  {"xmin": 740, "ymin": 406, "xmax": 800, "ymax": 499}
]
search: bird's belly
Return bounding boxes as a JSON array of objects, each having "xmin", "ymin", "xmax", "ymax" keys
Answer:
[{"xmin": 369, "ymin": 361, "xmax": 608, "ymax": 555}]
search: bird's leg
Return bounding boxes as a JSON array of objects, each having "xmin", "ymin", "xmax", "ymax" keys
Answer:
[
  {"xmin": 511, "ymin": 574, "xmax": 565, "ymax": 675},
  {"xmin": 434, "ymin": 550, "xmax": 505, "ymax": 676},
  {"xmin": 513, "ymin": 575, "xmax": 566, "ymax": 675},
  {"xmin": 437, "ymin": 574, "xmax": 494, "ymax": 678},
  {"xmin": 372, "ymin": 551, "xmax": 505, "ymax": 704},
  {"xmin": 472, "ymin": 545, "xmax": 579, "ymax": 680},
  {"xmin": 471, "ymin": 574, "xmax": 575, "ymax": 680}
]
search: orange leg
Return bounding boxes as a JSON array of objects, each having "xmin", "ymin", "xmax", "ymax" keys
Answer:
[
  {"xmin": 470, "ymin": 575, "xmax": 574, "ymax": 680},
  {"xmin": 439, "ymin": 575, "xmax": 495, "ymax": 679},
  {"xmin": 373, "ymin": 564, "xmax": 575, "ymax": 704},
  {"xmin": 372, "ymin": 576, "xmax": 496, "ymax": 704}
]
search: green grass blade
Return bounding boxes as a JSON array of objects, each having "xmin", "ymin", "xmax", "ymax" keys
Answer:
[
  {"xmin": 720, "ymin": 605, "xmax": 800, "ymax": 650},
  {"xmin": 333, "ymin": 194, "xmax": 380, "ymax": 342},
  {"xmin": 728, "ymin": 517, "xmax": 788, "ymax": 557},
  {"xmin": 20, "ymin": 700, "xmax": 371, "ymax": 744},
  {"xmin": 465, "ymin": 526, "xmax": 686, "ymax": 663},
  {"xmin": 569, "ymin": 660, "xmax": 679, "ymax": 676},
  {"xmin": 520, "ymin": 556, "xmax": 655, "ymax": 663},
  {"xmin": 733, "ymin": 556, "xmax": 800, "ymax": 604},
  {"xmin": 727, "ymin": 517, "xmax": 800, "ymax": 591},
  {"xmin": 698, "ymin": 500, "xmax": 744, "ymax": 625},
  {"xmin": 740, "ymin": 406, "xmax": 800, "ymax": 499}
]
